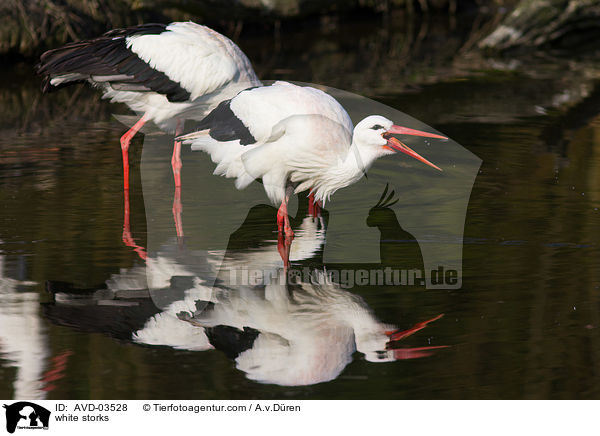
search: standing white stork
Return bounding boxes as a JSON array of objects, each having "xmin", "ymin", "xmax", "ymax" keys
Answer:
[
  {"xmin": 36, "ymin": 21, "xmax": 261, "ymax": 190},
  {"xmin": 178, "ymin": 81, "xmax": 446, "ymax": 240}
]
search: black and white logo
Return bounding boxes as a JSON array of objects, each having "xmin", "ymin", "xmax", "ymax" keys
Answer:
[{"xmin": 3, "ymin": 402, "xmax": 50, "ymax": 434}]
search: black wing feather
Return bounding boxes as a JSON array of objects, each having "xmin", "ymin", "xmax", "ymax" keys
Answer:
[
  {"xmin": 36, "ymin": 23, "xmax": 191, "ymax": 103},
  {"xmin": 196, "ymin": 99, "xmax": 256, "ymax": 145},
  {"xmin": 205, "ymin": 325, "xmax": 260, "ymax": 359}
]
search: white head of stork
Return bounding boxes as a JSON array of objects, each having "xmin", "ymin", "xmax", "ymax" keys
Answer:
[
  {"xmin": 351, "ymin": 115, "xmax": 443, "ymax": 171},
  {"xmin": 178, "ymin": 81, "xmax": 446, "ymax": 239}
]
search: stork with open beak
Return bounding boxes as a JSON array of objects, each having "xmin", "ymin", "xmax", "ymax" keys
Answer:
[{"xmin": 178, "ymin": 81, "xmax": 445, "ymax": 245}]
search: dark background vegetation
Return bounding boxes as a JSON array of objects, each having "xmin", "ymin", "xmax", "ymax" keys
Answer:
[{"xmin": 4, "ymin": 0, "xmax": 600, "ymax": 59}]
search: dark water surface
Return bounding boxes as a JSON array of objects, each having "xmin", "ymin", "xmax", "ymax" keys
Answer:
[{"xmin": 2, "ymin": 15, "xmax": 600, "ymax": 399}]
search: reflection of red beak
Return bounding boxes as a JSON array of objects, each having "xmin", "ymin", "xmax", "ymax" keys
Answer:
[
  {"xmin": 383, "ymin": 124, "xmax": 445, "ymax": 171},
  {"xmin": 384, "ymin": 313, "xmax": 449, "ymax": 360}
]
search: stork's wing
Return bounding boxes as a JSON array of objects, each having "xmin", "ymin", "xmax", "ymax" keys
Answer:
[
  {"xmin": 37, "ymin": 22, "xmax": 258, "ymax": 103},
  {"xmin": 36, "ymin": 23, "xmax": 192, "ymax": 102},
  {"xmin": 125, "ymin": 22, "xmax": 258, "ymax": 100}
]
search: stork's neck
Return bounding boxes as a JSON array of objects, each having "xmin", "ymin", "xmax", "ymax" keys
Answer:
[
  {"xmin": 339, "ymin": 141, "xmax": 381, "ymax": 179},
  {"xmin": 312, "ymin": 141, "xmax": 383, "ymax": 202}
]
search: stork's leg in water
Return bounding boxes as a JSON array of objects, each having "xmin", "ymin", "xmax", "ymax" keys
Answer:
[
  {"xmin": 277, "ymin": 187, "xmax": 294, "ymax": 238},
  {"xmin": 308, "ymin": 192, "xmax": 322, "ymax": 218},
  {"xmin": 172, "ymin": 119, "xmax": 183, "ymax": 188},
  {"xmin": 277, "ymin": 186, "xmax": 295, "ymax": 268},
  {"xmin": 120, "ymin": 115, "xmax": 147, "ymax": 191},
  {"xmin": 277, "ymin": 230, "xmax": 292, "ymax": 270},
  {"xmin": 172, "ymin": 120, "xmax": 184, "ymax": 239},
  {"xmin": 122, "ymin": 189, "xmax": 147, "ymax": 260},
  {"xmin": 173, "ymin": 186, "xmax": 184, "ymax": 239}
]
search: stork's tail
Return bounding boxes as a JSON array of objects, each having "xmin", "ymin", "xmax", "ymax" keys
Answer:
[
  {"xmin": 176, "ymin": 130, "xmax": 210, "ymax": 142},
  {"xmin": 36, "ymin": 43, "xmax": 90, "ymax": 93}
]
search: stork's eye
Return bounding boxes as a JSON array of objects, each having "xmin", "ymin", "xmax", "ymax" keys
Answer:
[{"xmin": 370, "ymin": 124, "xmax": 384, "ymax": 130}]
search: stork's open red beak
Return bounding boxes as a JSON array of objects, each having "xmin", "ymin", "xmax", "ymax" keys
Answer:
[
  {"xmin": 388, "ymin": 125, "xmax": 447, "ymax": 139},
  {"xmin": 383, "ymin": 124, "xmax": 445, "ymax": 172}
]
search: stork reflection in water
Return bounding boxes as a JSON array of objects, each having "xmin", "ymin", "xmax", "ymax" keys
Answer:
[{"xmin": 44, "ymin": 193, "xmax": 447, "ymax": 386}]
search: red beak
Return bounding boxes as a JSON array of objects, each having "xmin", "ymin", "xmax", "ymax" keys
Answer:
[
  {"xmin": 384, "ymin": 124, "xmax": 444, "ymax": 172},
  {"xmin": 387, "ymin": 125, "xmax": 447, "ymax": 140}
]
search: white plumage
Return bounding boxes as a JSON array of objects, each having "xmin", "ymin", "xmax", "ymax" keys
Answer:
[
  {"xmin": 179, "ymin": 81, "xmax": 445, "ymax": 238},
  {"xmin": 114, "ymin": 22, "xmax": 260, "ymax": 129},
  {"xmin": 0, "ymin": 252, "xmax": 48, "ymax": 399},
  {"xmin": 42, "ymin": 21, "xmax": 260, "ymax": 130}
]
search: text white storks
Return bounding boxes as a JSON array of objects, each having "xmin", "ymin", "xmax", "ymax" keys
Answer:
[{"xmin": 36, "ymin": 21, "xmax": 261, "ymax": 189}]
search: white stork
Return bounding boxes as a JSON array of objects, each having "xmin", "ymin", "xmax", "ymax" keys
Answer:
[
  {"xmin": 178, "ymin": 81, "xmax": 446, "ymax": 238},
  {"xmin": 36, "ymin": 21, "xmax": 261, "ymax": 189}
]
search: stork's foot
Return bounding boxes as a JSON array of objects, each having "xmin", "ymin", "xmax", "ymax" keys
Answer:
[
  {"xmin": 308, "ymin": 192, "xmax": 322, "ymax": 218},
  {"xmin": 122, "ymin": 229, "xmax": 148, "ymax": 260},
  {"xmin": 284, "ymin": 223, "xmax": 294, "ymax": 239},
  {"xmin": 122, "ymin": 189, "xmax": 148, "ymax": 260},
  {"xmin": 276, "ymin": 194, "xmax": 294, "ymax": 266},
  {"xmin": 277, "ymin": 230, "xmax": 293, "ymax": 269}
]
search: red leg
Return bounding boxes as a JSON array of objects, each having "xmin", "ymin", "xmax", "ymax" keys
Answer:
[
  {"xmin": 277, "ymin": 193, "xmax": 294, "ymax": 268},
  {"xmin": 122, "ymin": 189, "xmax": 147, "ymax": 260},
  {"xmin": 277, "ymin": 201, "xmax": 294, "ymax": 238},
  {"xmin": 40, "ymin": 350, "xmax": 72, "ymax": 392},
  {"xmin": 280, "ymin": 189, "xmax": 294, "ymax": 238},
  {"xmin": 172, "ymin": 141, "xmax": 182, "ymax": 188},
  {"xmin": 120, "ymin": 115, "xmax": 147, "ymax": 190},
  {"xmin": 173, "ymin": 186, "xmax": 184, "ymax": 239},
  {"xmin": 277, "ymin": 199, "xmax": 290, "ymax": 234},
  {"xmin": 283, "ymin": 211, "xmax": 294, "ymax": 238},
  {"xmin": 308, "ymin": 192, "xmax": 322, "ymax": 218},
  {"xmin": 386, "ymin": 314, "xmax": 444, "ymax": 341},
  {"xmin": 172, "ymin": 119, "xmax": 183, "ymax": 188},
  {"xmin": 277, "ymin": 230, "xmax": 292, "ymax": 269}
]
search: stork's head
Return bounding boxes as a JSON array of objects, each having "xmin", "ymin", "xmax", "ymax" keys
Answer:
[{"xmin": 353, "ymin": 115, "xmax": 444, "ymax": 171}]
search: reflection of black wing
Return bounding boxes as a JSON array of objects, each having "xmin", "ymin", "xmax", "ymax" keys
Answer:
[
  {"xmin": 44, "ymin": 281, "xmax": 261, "ymax": 359},
  {"xmin": 36, "ymin": 23, "xmax": 191, "ymax": 102},
  {"xmin": 204, "ymin": 326, "xmax": 260, "ymax": 359},
  {"xmin": 43, "ymin": 281, "xmax": 160, "ymax": 340}
]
